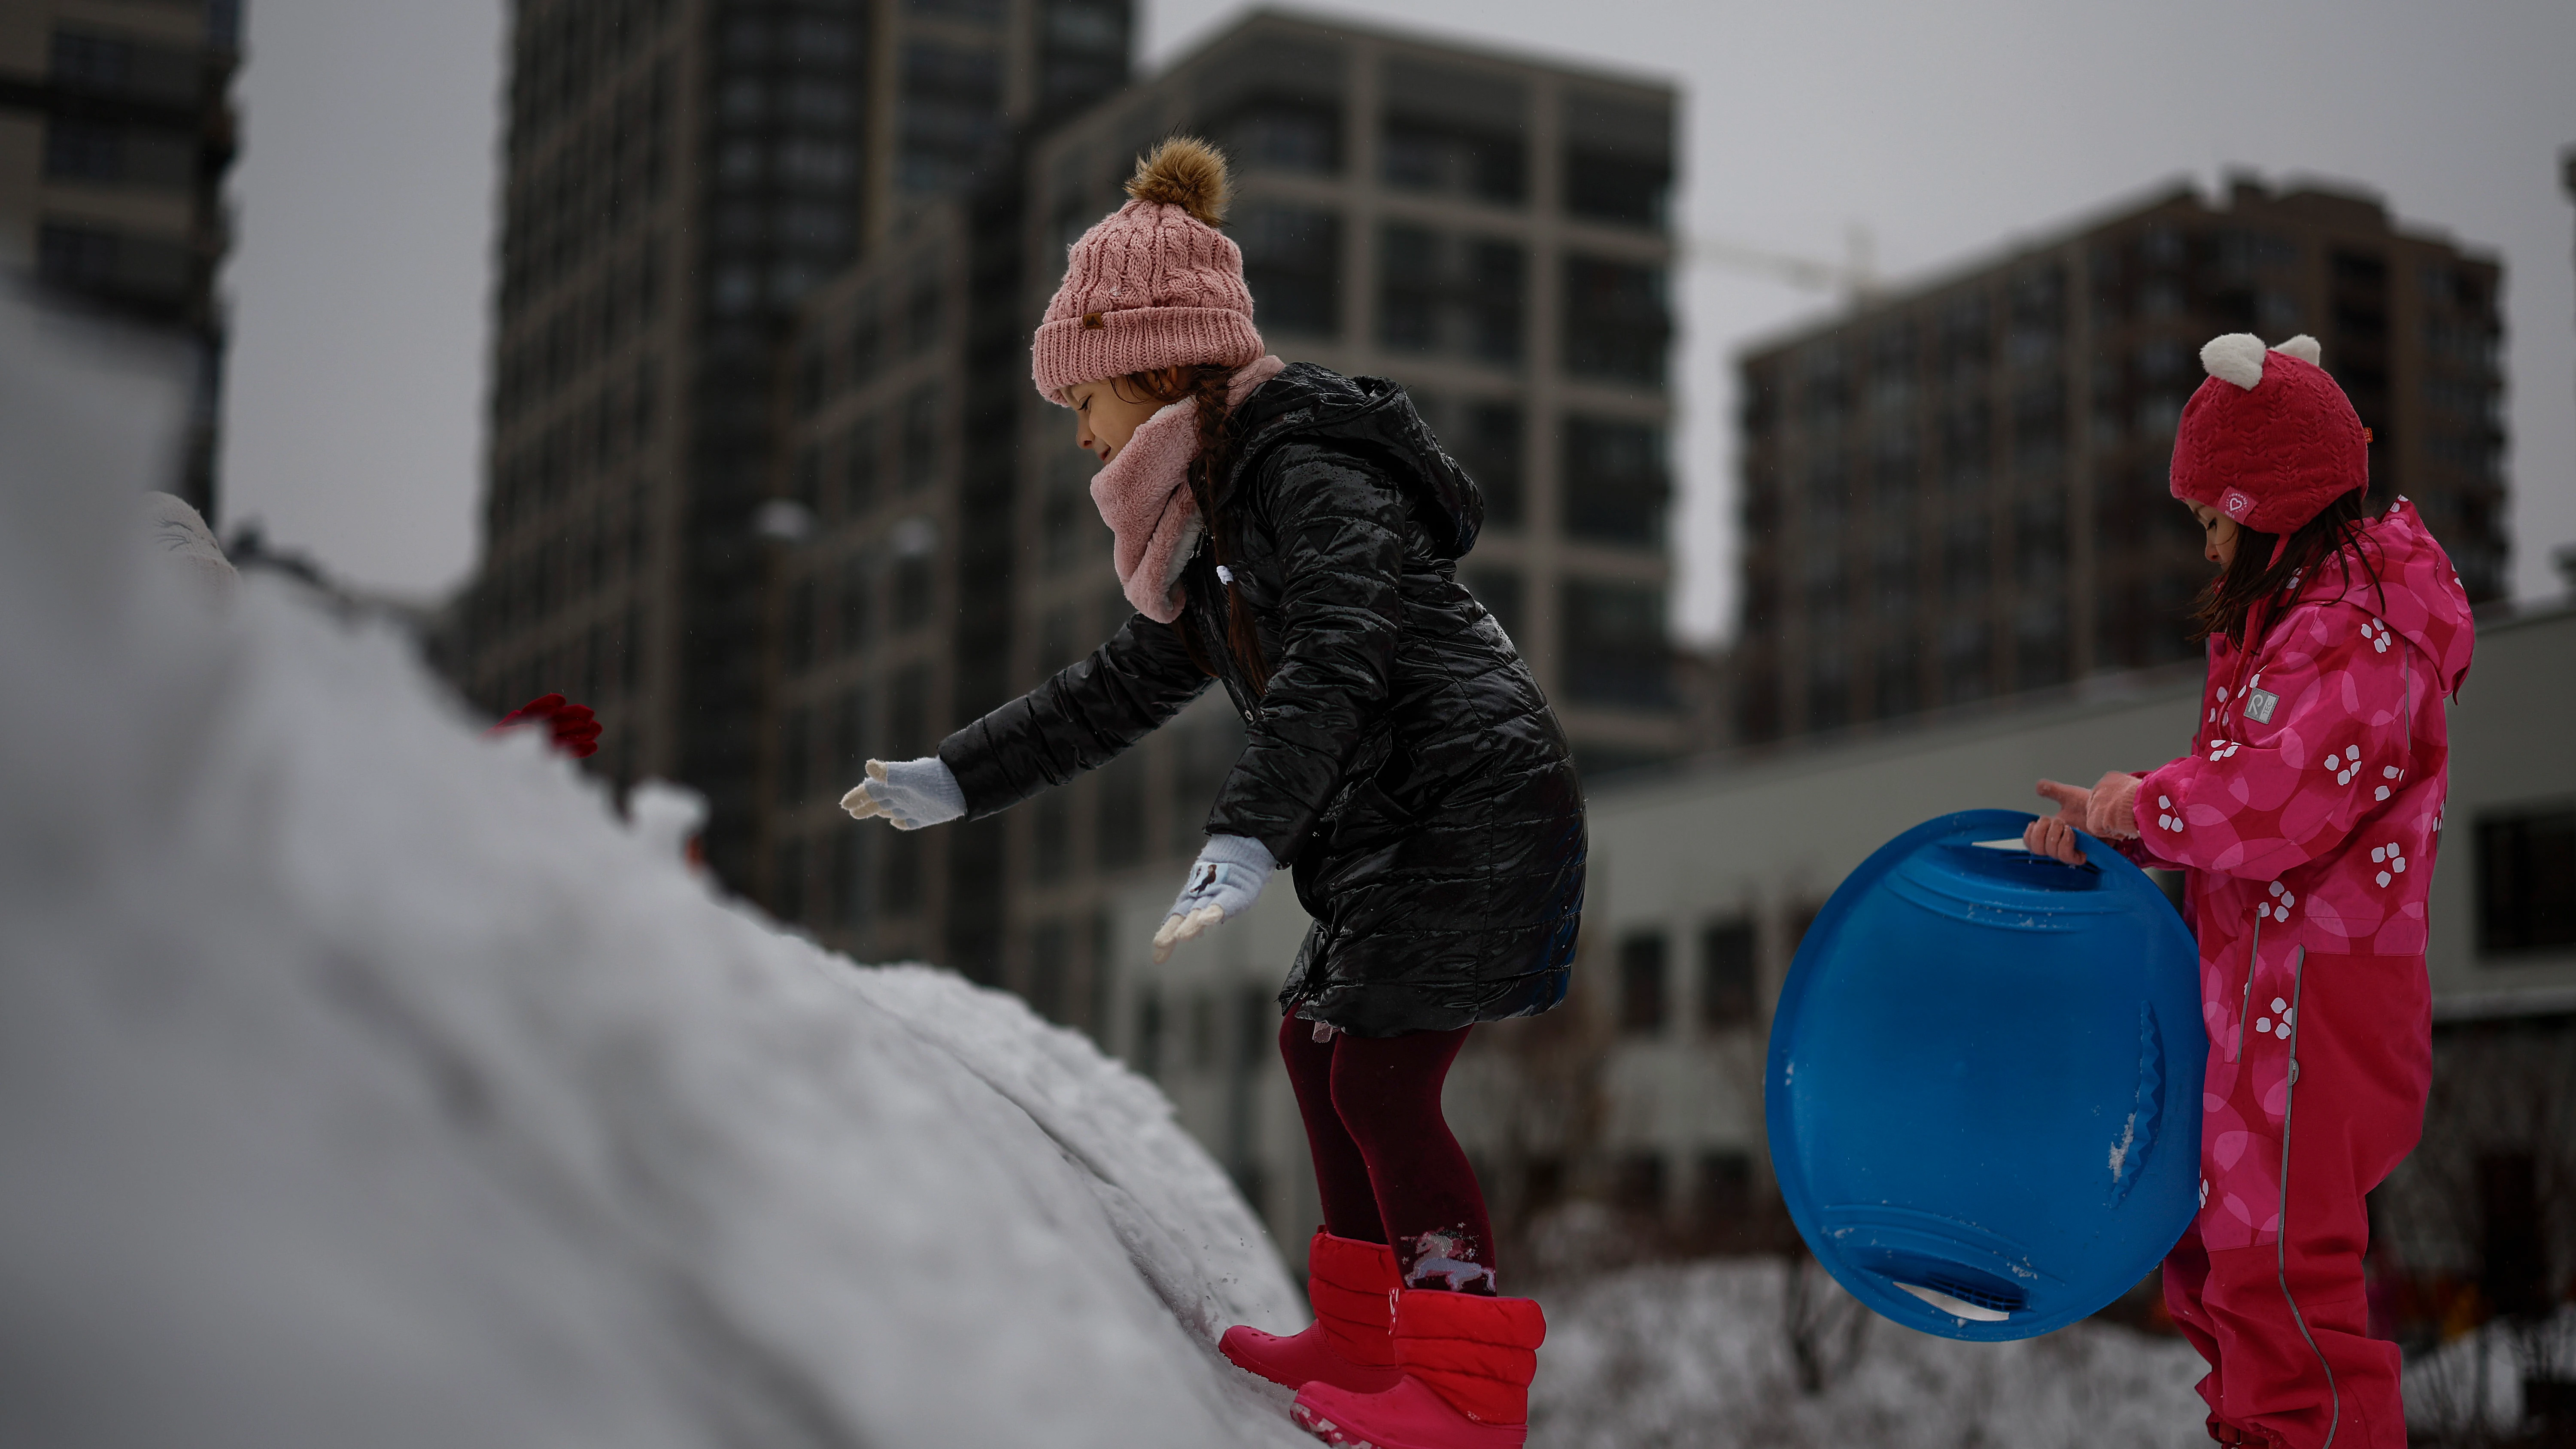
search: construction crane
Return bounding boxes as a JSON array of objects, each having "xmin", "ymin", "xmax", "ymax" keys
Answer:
[{"xmin": 1684, "ymin": 223, "xmax": 1880, "ymax": 304}]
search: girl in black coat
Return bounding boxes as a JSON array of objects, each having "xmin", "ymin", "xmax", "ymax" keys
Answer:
[{"xmin": 843, "ymin": 139, "xmax": 1577, "ymax": 1447}]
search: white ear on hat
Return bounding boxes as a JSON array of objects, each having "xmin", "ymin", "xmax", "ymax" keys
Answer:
[
  {"xmin": 2201, "ymin": 333, "xmax": 2268, "ymax": 390},
  {"xmin": 2270, "ymin": 334, "xmax": 2321, "ymax": 366}
]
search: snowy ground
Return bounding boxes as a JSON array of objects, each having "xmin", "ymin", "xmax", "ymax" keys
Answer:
[
  {"xmin": 1530, "ymin": 1259, "xmax": 2212, "ymax": 1449},
  {"xmin": 0, "ymin": 295, "xmax": 1313, "ymax": 1447}
]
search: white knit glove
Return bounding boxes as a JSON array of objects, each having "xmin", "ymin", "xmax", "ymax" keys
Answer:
[
  {"xmin": 840, "ymin": 757, "xmax": 966, "ymax": 830},
  {"xmin": 1152, "ymin": 834, "xmax": 1275, "ymax": 964}
]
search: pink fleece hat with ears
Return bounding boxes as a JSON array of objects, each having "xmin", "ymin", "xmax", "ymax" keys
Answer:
[
  {"xmin": 2168, "ymin": 333, "xmax": 2369, "ymax": 535},
  {"xmin": 1032, "ymin": 137, "xmax": 1264, "ymax": 405}
]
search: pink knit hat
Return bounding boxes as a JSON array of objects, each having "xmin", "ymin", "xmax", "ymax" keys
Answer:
[
  {"xmin": 1033, "ymin": 137, "xmax": 1264, "ymax": 404},
  {"xmin": 2169, "ymin": 333, "xmax": 2369, "ymax": 535}
]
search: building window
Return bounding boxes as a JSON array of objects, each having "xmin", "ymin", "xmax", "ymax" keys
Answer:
[
  {"xmin": 1213, "ymin": 99, "xmax": 1340, "ymax": 175},
  {"xmin": 1236, "ymin": 204, "xmax": 1340, "ymax": 337},
  {"xmin": 880, "ymin": 834, "xmax": 922, "ymax": 915},
  {"xmin": 1613, "ymin": 1152, "xmax": 1667, "ymax": 1221},
  {"xmin": 784, "ymin": 579, "xmax": 817, "ymax": 673},
  {"xmin": 775, "ymin": 705, "xmax": 810, "ymax": 805},
  {"xmin": 835, "ymin": 559, "xmax": 872, "ymax": 654},
  {"xmin": 841, "ymin": 415, "xmax": 881, "ymax": 515},
  {"xmin": 1562, "ymin": 257, "xmax": 1668, "ymax": 385},
  {"xmin": 1617, "ymin": 929, "xmax": 1668, "ymax": 1034},
  {"xmin": 1032, "ymin": 793, "xmax": 1072, "ymax": 884},
  {"xmin": 1447, "ymin": 402, "xmax": 1523, "ymax": 528},
  {"xmin": 1467, "ymin": 567, "xmax": 1523, "ymax": 644},
  {"xmin": 774, "ymin": 836, "xmax": 808, "ymax": 924},
  {"xmin": 910, "ymin": 0, "xmax": 1006, "ymax": 21},
  {"xmin": 1561, "ymin": 93, "xmax": 1669, "ymax": 226},
  {"xmin": 899, "ymin": 43, "xmax": 1003, "ymax": 194},
  {"xmin": 42, "ymin": 120, "xmax": 123, "ymax": 182},
  {"xmin": 1382, "ymin": 116, "xmax": 1525, "ymax": 204},
  {"xmin": 36, "ymin": 221, "xmax": 191, "ymax": 307},
  {"xmin": 1699, "ymin": 918, "xmax": 1756, "ymax": 1028},
  {"xmin": 1562, "ymin": 580, "xmax": 1669, "ymax": 708},
  {"xmin": 892, "ymin": 555, "xmax": 934, "ymax": 630},
  {"xmin": 1872, "ymin": 641, "xmax": 1920, "ymax": 720},
  {"xmin": 1028, "ymin": 919, "xmax": 1070, "ymax": 1023},
  {"xmin": 829, "ymin": 830, "xmax": 866, "ymax": 927},
  {"xmin": 1695, "ymin": 1151, "xmax": 1753, "ymax": 1232},
  {"xmin": 902, "ymin": 387, "xmax": 942, "ymax": 491},
  {"xmin": 1169, "ymin": 715, "xmax": 1245, "ymax": 850},
  {"xmin": 906, "ymin": 277, "xmax": 943, "ymax": 355},
  {"xmin": 1562, "ymin": 416, "xmax": 1668, "ymax": 546},
  {"xmin": 847, "ymin": 300, "xmax": 882, "ymax": 386},
  {"xmin": 1133, "ymin": 984, "xmax": 1165, "ymax": 1080},
  {"xmin": 2476, "ymin": 806, "xmax": 2576, "ymax": 955},
  {"xmin": 1378, "ymin": 225, "xmax": 1524, "ymax": 366},
  {"xmin": 1097, "ymin": 750, "xmax": 1146, "ymax": 867},
  {"xmin": 887, "ymin": 663, "xmax": 932, "ymax": 756}
]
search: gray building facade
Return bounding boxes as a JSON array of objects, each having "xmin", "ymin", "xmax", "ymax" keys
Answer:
[{"xmin": 1734, "ymin": 179, "xmax": 2509, "ymax": 746}]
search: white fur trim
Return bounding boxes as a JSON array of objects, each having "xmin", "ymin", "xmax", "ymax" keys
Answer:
[
  {"xmin": 2200, "ymin": 334, "xmax": 2267, "ymax": 390},
  {"xmin": 2270, "ymin": 334, "xmax": 2321, "ymax": 366}
]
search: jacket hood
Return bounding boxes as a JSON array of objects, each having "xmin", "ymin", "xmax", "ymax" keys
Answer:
[
  {"xmin": 2291, "ymin": 497, "xmax": 2476, "ymax": 697},
  {"xmin": 1227, "ymin": 363, "xmax": 1484, "ymax": 560}
]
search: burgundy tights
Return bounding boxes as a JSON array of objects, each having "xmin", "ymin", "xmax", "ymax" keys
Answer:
[{"xmin": 1278, "ymin": 1015, "xmax": 1497, "ymax": 1294}]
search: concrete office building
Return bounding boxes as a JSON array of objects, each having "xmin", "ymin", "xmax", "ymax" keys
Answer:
[
  {"xmin": 0, "ymin": 0, "xmax": 243, "ymax": 516},
  {"xmin": 1104, "ymin": 601, "xmax": 2576, "ymax": 1280},
  {"xmin": 968, "ymin": 9, "xmax": 1678, "ymax": 1029},
  {"xmin": 457, "ymin": 0, "xmax": 1132, "ymax": 891},
  {"xmin": 1733, "ymin": 179, "xmax": 2509, "ymax": 745}
]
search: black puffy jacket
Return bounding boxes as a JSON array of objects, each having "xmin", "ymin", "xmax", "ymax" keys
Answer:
[{"xmin": 940, "ymin": 364, "xmax": 1586, "ymax": 1036}]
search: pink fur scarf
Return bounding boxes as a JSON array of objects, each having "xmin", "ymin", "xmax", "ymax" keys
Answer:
[{"xmin": 1090, "ymin": 354, "xmax": 1285, "ymax": 623}]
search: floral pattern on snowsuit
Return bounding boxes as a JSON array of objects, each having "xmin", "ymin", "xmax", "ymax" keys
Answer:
[
  {"xmin": 2120, "ymin": 500, "xmax": 2473, "ymax": 1448},
  {"xmin": 2123, "ymin": 500, "xmax": 2471, "ymax": 1252}
]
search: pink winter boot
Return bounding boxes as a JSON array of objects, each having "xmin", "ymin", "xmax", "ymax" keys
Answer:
[
  {"xmin": 1291, "ymin": 1288, "xmax": 1546, "ymax": 1449},
  {"xmin": 1221, "ymin": 1230, "xmax": 1404, "ymax": 1394}
]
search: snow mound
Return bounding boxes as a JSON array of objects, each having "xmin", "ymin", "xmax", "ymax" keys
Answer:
[{"xmin": 0, "ymin": 295, "xmax": 1306, "ymax": 1448}]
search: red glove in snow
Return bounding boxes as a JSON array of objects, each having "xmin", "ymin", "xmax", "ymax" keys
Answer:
[{"xmin": 491, "ymin": 693, "xmax": 602, "ymax": 759}]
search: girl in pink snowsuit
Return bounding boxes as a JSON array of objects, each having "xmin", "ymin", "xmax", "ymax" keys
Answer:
[{"xmin": 2026, "ymin": 334, "xmax": 2474, "ymax": 1449}]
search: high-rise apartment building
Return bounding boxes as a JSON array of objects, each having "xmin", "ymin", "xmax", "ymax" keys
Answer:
[
  {"xmin": 1734, "ymin": 179, "xmax": 2507, "ymax": 744},
  {"xmin": 459, "ymin": 0, "xmax": 1132, "ymax": 888},
  {"xmin": 0, "ymin": 0, "xmax": 243, "ymax": 515}
]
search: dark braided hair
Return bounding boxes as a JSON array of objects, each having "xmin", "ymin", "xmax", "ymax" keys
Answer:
[{"xmin": 1118, "ymin": 362, "xmax": 1269, "ymax": 694}]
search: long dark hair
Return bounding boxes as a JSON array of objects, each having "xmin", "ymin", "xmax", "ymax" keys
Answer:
[
  {"xmin": 2189, "ymin": 489, "xmax": 2385, "ymax": 646},
  {"xmin": 1118, "ymin": 362, "xmax": 1270, "ymax": 694}
]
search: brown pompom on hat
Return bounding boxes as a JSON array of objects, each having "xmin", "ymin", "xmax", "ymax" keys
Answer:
[{"xmin": 1031, "ymin": 137, "xmax": 1265, "ymax": 404}]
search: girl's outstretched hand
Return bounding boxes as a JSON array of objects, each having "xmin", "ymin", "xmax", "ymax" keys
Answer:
[
  {"xmin": 1151, "ymin": 834, "xmax": 1276, "ymax": 963},
  {"xmin": 840, "ymin": 757, "xmax": 966, "ymax": 830},
  {"xmin": 2025, "ymin": 778, "xmax": 2092, "ymax": 865}
]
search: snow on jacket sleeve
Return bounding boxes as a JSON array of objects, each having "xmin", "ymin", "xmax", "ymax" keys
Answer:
[
  {"xmin": 2131, "ymin": 603, "xmax": 2419, "ymax": 882},
  {"xmin": 939, "ymin": 611, "xmax": 1210, "ymax": 819},
  {"xmin": 1203, "ymin": 447, "xmax": 1408, "ymax": 864}
]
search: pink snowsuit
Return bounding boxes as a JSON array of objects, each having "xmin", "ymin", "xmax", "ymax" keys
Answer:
[{"xmin": 2123, "ymin": 501, "xmax": 2474, "ymax": 1448}]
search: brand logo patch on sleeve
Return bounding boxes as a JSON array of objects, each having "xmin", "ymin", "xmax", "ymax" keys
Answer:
[{"xmin": 2243, "ymin": 687, "xmax": 2279, "ymax": 724}]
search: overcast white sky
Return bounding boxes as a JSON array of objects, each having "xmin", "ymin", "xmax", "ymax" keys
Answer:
[{"xmin": 220, "ymin": 0, "xmax": 2576, "ymax": 639}]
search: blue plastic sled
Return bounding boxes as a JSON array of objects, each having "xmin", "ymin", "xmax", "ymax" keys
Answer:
[{"xmin": 1764, "ymin": 810, "xmax": 2201, "ymax": 1341}]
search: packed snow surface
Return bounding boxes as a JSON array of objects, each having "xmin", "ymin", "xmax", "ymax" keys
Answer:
[
  {"xmin": 1531, "ymin": 1259, "xmax": 2210, "ymax": 1449},
  {"xmin": 0, "ymin": 298, "xmax": 1310, "ymax": 1446}
]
